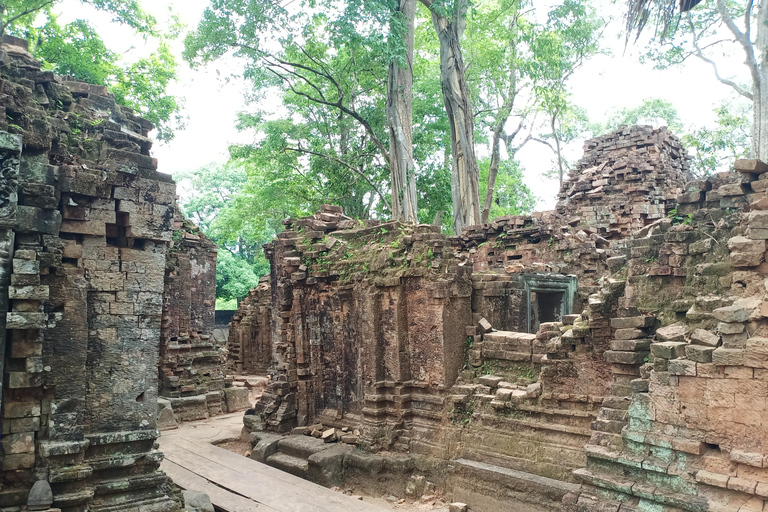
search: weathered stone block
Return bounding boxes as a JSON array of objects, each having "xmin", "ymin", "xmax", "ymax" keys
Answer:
[
  {"xmin": 611, "ymin": 316, "xmax": 654, "ymax": 329},
  {"xmin": 731, "ymin": 450, "xmax": 765, "ymax": 468},
  {"xmin": 745, "ymin": 337, "xmax": 768, "ymax": 368},
  {"xmin": 748, "ymin": 210, "xmax": 768, "ymax": 230},
  {"xmin": 650, "ymin": 342, "xmax": 687, "ymax": 360},
  {"xmin": 8, "ymin": 285, "xmax": 48, "ymax": 300},
  {"xmin": 735, "ymin": 159, "xmax": 768, "ymax": 174},
  {"xmin": 15, "ymin": 205, "xmax": 61, "ymax": 234},
  {"xmin": 713, "ymin": 305, "xmax": 750, "ymax": 323},
  {"xmin": 656, "ymin": 323, "xmax": 687, "ymax": 342},
  {"xmin": 717, "ymin": 321, "xmax": 745, "ymax": 334},
  {"xmin": 604, "ymin": 351, "xmax": 648, "ymax": 365},
  {"xmin": 712, "ymin": 348, "xmax": 745, "ymax": 366},
  {"xmin": 6, "ymin": 312, "xmax": 45, "ymax": 329},
  {"xmin": 614, "ymin": 328, "xmax": 645, "ymax": 340},
  {"xmin": 12, "ymin": 258, "xmax": 39, "ymax": 274},
  {"xmin": 685, "ymin": 345, "xmax": 715, "ymax": 363},
  {"xmin": 610, "ymin": 339, "xmax": 651, "ymax": 351},
  {"xmin": 695, "ymin": 470, "xmax": 729, "ymax": 488},
  {"xmin": 183, "ymin": 490, "xmax": 214, "ymax": 512},
  {"xmin": 667, "ymin": 359, "xmax": 696, "ymax": 376},
  {"xmin": 478, "ymin": 375, "xmax": 503, "ymax": 388},
  {"xmin": 690, "ymin": 329, "xmax": 720, "ymax": 347},
  {"xmin": 223, "ymin": 387, "xmax": 251, "ymax": 413}
]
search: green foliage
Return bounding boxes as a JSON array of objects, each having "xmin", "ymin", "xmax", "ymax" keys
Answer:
[
  {"xmin": 681, "ymin": 101, "xmax": 751, "ymax": 176},
  {"xmin": 215, "ymin": 249, "xmax": 265, "ymax": 301},
  {"xmin": 478, "ymin": 158, "xmax": 536, "ymax": 217},
  {"xmin": 600, "ymin": 98, "xmax": 684, "ymax": 134},
  {"xmin": 215, "ymin": 297, "xmax": 238, "ymax": 310},
  {"xmin": 110, "ymin": 42, "xmax": 181, "ymax": 143}
]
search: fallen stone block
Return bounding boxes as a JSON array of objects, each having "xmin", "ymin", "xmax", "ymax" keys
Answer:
[
  {"xmin": 477, "ymin": 317, "xmax": 493, "ymax": 334},
  {"xmin": 169, "ymin": 395, "xmax": 208, "ymax": 422},
  {"xmin": 650, "ymin": 342, "xmax": 687, "ymax": 360},
  {"xmin": 655, "ymin": 322, "xmax": 687, "ymax": 342},
  {"xmin": 249, "ymin": 432, "xmax": 283, "ymax": 462},
  {"xmin": 183, "ymin": 490, "xmax": 214, "ymax": 512},
  {"xmin": 690, "ymin": 329, "xmax": 720, "ymax": 347},
  {"xmin": 308, "ymin": 443, "xmax": 353, "ymax": 487},
  {"xmin": 713, "ymin": 305, "xmax": 750, "ymax": 323},
  {"xmin": 243, "ymin": 414, "xmax": 263, "ymax": 432},
  {"xmin": 322, "ymin": 428, "xmax": 337, "ymax": 443},
  {"xmin": 717, "ymin": 321, "xmax": 745, "ymax": 334},
  {"xmin": 223, "ymin": 387, "xmax": 251, "ymax": 413},
  {"xmin": 156, "ymin": 398, "xmax": 177, "ymax": 431},
  {"xmin": 478, "ymin": 375, "xmax": 503, "ymax": 388},
  {"xmin": 449, "ymin": 503, "xmax": 468, "ymax": 512},
  {"xmin": 735, "ymin": 159, "xmax": 768, "ymax": 174}
]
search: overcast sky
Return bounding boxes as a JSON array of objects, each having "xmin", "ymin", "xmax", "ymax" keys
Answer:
[{"xmin": 59, "ymin": 0, "xmax": 744, "ymax": 210}]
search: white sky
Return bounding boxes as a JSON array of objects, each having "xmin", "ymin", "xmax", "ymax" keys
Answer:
[{"xmin": 59, "ymin": 0, "xmax": 745, "ymax": 211}]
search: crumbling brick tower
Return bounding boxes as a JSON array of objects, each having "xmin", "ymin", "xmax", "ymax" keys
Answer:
[{"xmin": 0, "ymin": 36, "xmax": 181, "ymax": 511}]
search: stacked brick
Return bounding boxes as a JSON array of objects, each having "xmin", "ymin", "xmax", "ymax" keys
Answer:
[
  {"xmin": 0, "ymin": 36, "xmax": 191, "ymax": 511},
  {"xmin": 159, "ymin": 215, "xmax": 223, "ymax": 401},
  {"xmin": 565, "ymin": 160, "xmax": 768, "ymax": 511},
  {"xmin": 227, "ymin": 275, "xmax": 272, "ymax": 374},
  {"xmin": 250, "ymin": 205, "xmax": 472, "ymax": 449},
  {"xmin": 557, "ymin": 125, "xmax": 689, "ymax": 239}
]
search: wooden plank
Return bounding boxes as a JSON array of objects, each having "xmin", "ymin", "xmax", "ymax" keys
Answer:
[
  {"xmin": 161, "ymin": 439, "xmax": 385, "ymax": 512},
  {"xmin": 162, "ymin": 439, "xmax": 311, "ymax": 489},
  {"xmin": 162, "ymin": 459, "xmax": 270, "ymax": 512}
]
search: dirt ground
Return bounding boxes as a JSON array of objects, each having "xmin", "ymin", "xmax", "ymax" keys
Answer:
[{"xmin": 216, "ymin": 440, "xmax": 451, "ymax": 512}]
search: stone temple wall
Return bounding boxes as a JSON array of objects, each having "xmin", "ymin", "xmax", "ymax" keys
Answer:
[
  {"xmin": 240, "ymin": 125, "xmax": 693, "ymax": 494},
  {"xmin": 224, "ymin": 119, "xmax": 768, "ymax": 510},
  {"xmin": 250, "ymin": 209, "xmax": 472, "ymax": 446},
  {"xmin": 159, "ymin": 214, "xmax": 224, "ymax": 404},
  {"xmin": 0, "ymin": 36, "xmax": 216, "ymax": 512},
  {"xmin": 227, "ymin": 275, "xmax": 272, "ymax": 375},
  {"xmin": 563, "ymin": 161, "xmax": 768, "ymax": 512}
]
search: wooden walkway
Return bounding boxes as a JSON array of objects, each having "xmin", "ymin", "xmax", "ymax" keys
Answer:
[{"xmin": 159, "ymin": 414, "xmax": 387, "ymax": 512}]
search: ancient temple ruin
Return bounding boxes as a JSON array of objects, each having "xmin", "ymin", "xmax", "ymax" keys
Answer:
[
  {"xmin": 228, "ymin": 124, "xmax": 768, "ymax": 512},
  {"xmin": 0, "ymin": 36, "xmax": 228, "ymax": 511},
  {"xmin": 1, "ymin": 26, "xmax": 768, "ymax": 512}
]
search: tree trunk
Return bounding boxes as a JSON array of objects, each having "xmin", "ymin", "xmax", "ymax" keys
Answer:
[
  {"xmin": 429, "ymin": 0, "xmax": 481, "ymax": 235},
  {"xmin": 481, "ymin": 3, "xmax": 519, "ymax": 224},
  {"xmin": 482, "ymin": 86, "xmax": 517, "ymax": 224},
  {"xmin": 754, "ymin": 2, "xmax": 768, "ymax": 161},
  {"xmin": 386, "ymin": 0, "xmax": 418, "ymax": 223},
  {"xmin": 551, "ymin": 110, "xmax": 565, "ymax": 187}
]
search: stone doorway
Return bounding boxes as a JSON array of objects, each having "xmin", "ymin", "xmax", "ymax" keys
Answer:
[{"xmin": 523, "ymin": 274, "xmax": 577, "ymax": 333}]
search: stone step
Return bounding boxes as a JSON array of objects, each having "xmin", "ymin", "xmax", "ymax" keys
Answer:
[
  {"xmin": 265, "ymin": 452, "xmax": 309, "ymax": 479},
  {"xmin": 277, "ymin": 435, "xmax": 331, "ymax": 459},
  {"xmin": 451, "ymin": 458, "xmax": 581, "ymax": 511}
]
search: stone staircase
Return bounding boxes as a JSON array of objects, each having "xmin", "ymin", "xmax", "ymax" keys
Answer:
[
  {"xmin": 266, "ymin": 436, "xmax": 329, "ymax": 478},
  {"xmin": 249, "ymin": 432, "xmax": 354, "ymax": 487}
]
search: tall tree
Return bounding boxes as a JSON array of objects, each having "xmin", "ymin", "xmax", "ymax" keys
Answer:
[
  {"xmin": 465, "ymin": 0, "xmax": 602, "ymax": 215},
  {"xmin": 387, "ymin": 0, "xmax": 418, "ymax": 222},
  {"xmin": 419, "ymin": 0, "xmax": 481, "ymax": 233},
  {"xmin": 627, "ymin": 0, "xmax": 766, "ymax": 160}
]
